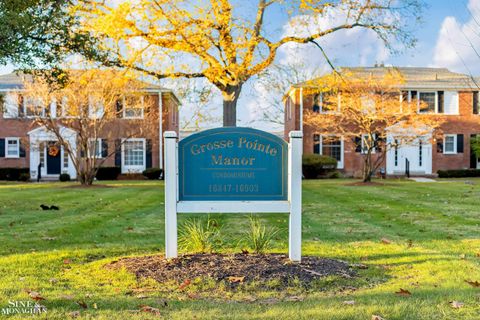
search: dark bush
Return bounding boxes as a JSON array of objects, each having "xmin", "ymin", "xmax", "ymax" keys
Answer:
[
  {"xmin": 142, "ymin": 168, "xmax": 163, "ymax": 180},
  {"xmin": 437, "ymin": 169, "xmax": 480, "ymax": 178},
  {"xmin": 59, "ymin": 173, "xmax": 71, "ymax": 182},
  {"xmin": 19, "ymin": 173, "xmax": 30, "ymax": 181},
  {"xmin": 0, "ymin": 168, "xmax": 30, "ymax": 181},
  {"xmin": 96, "ymin": 167, "xmax": 121, "ymax": 180},
  {"xmin": 302, "ymin": 154, "xmax": 337, "ymax": 179}
]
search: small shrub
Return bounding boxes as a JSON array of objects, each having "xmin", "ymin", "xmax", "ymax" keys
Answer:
[
  {"xmin": 18, "ymin": 173, "xmax": 30, "ymax": 181},
  {"xmin": 142, "ymin": 168, "xmax": 163, "ymax": 180},
  {"xmin": 243, "ymin": 215, "xmax": 279, "ymax": 254},
  {"xmin": 326, "ymin": 171, "xmax": 341, "ymax": 179},
  {"xmin": 178, "ymin": 217, "xmax": 221, "ymax": 253},
  {"xmin": 96, "ymin": 167, "xmax": 121, "ymax": 180},
  {"xmin": 302, "ymin": 154, "xmax": 337, "ymax": 179},
  {"xmin": 437, "ymin": 169, "xmax": 480, "ymax": 178},
  {"xmin": 59, "ymin": 173, "xmax": 71, "ymax": 182},
  {"xmin": 0, "ymin": 168, "xmax": 29, "ymax": 181}
]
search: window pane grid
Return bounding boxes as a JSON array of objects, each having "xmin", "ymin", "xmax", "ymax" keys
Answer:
[{"xmin": 124, "ymin": 141, "xmax": 144, "ymax": 166}]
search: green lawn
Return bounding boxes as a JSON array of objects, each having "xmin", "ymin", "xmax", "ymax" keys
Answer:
[{"xmin": 0, "ymin": 179, "xmax": 479, "ymax": 319}]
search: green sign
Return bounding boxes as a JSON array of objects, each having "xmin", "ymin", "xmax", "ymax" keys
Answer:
[{"xmin": 178, "ymin": 127, "xmax": 288, "ymax": 201}]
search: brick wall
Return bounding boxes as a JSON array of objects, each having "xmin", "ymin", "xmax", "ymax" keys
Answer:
[
  {"xmin": 0, "ymin": 91, "xmax": 180, "ymax": 172},
  {"xmin": 288, "ymin": 89, "xmax": 480, "ymax": 176}
]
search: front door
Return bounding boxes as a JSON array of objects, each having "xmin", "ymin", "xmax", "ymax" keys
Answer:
[
  {"xmin": 46, "ymin": 142, "xmax": 61, "ymax": 175},
  {"xmin": 387, "ymin": 136, "xmax": 432, "ymax": 175}
]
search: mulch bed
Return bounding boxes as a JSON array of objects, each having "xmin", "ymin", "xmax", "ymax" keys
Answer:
[{"xmin": 108, "ymin": 253, "xmax": 357, "ymax": 287}]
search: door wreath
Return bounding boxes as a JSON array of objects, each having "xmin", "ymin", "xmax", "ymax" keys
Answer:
[{"xmin": 48, "ymin": 145, "xmax": 60, "ymax": 157}]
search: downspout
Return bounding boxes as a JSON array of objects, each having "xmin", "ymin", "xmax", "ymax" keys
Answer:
[
  {"xmin": 299, "ymin": 88, "xmax": 303, "ymax": 132},
  {"xmin": 159, "ymin": 91, "xmax": 163, "ymax": 170}
]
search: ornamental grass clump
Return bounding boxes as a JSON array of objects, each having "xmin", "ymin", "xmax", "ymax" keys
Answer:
[
  {"xmin": 244, "ymin": 215, "xmax": 279, "ymax": 254},
  {"xmin": 178, "ymin": 217, "xmax": 221, "ymax": 253}
]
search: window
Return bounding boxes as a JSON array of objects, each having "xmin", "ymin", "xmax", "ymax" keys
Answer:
[
  {"xmin": 63, "ymin": 149, "xmax": 69, "ymax": 168},
  {"xmin": 286, "ymin": 98, "xmax": 292, "ymax": 119},
  {"xmin": 88, "ymin": 139, "xmax": 103, "ymax": 158},
  {"xmin": 123, "ymin": 139, "xmax": 145, "ymax": 167},
  {"xmin": 361, "ymin": 134, "xmax": 376, "ymax": 154},
  {"xmin": 123, "ymin": 96, "xmax": 144, "ymax": 119},
  {"xmin": 5, "ymin": 138, "xmax": 19, "ymax": 158},
  {"xmin": 418, "ymin": 92, "xmax": 436, "ymax": 113},
  {"xmin": 39, "ymin": 142, "xmax": 45, "ymax": 165},
  {"xmin": 313, "ymin": 135, "xmax": 343, "ymax": 168},
  {"xmin": 88, "ymin": 98, "xmax": 104, "ymax": 119},
  {"xmin": 419, "ymin": 140, "xmax": 423, "ymax": 166},
  {"xmin": 24, "ymin": 97, "xmax": 45, "ymax": 117},
  {"xmin": 444, "ymin": 134, "xmax": 457, "ymax": 154},
  {"xmin": 361, "ymin": 96, "xmax": 375, "ymax": 114},
  {"xmin": 314, "ymin": 92, "xmax": 339, "ymax": 113},
  {"xmin": 474, "ymin": 91, "xmax": 479, "ymax": 115}
]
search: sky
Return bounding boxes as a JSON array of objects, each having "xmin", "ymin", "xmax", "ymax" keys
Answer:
[{"xmin": 2, "ymin": 0, "xmax": 480, "ymax": 131}]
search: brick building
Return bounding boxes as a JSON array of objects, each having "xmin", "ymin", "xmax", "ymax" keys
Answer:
[
  {"xmin": 0, "ymin": 72, "xmax": 180, "ymax": 180},
  {"xmin": 284, "ymin": 67, "xmax": 480, "ymax": 177}
]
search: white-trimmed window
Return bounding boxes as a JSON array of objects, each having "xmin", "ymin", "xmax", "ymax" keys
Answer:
[
  {"xmin": 313, "ymin": 134, "xmax": 344, "ymax": 169},
  {"xmin": 123, "ymin": 96, "xmax": 144, "ymax": 119},
  {"xmin": 122, "ymin": 138, "xmax": 146, "ymax": 172},
  {"xmin": 418, "ymin": 92, "xmax": 436, "ymax": 113},
  {"xmin": 444, "ymin": 134, "xmax": 457, "ymax": 154},
  {"xmin": 314, "ymin": 92, "xmax": 340, "ymax": 114},
  {"xmin": 361, "ymin": 134, "xmax": 376, "ymax": 154},
  {"xmin": 5, "ymin": 137, "xmax": 20, "ymax": 158},
  {"xmin": 88, "ymin": 97, "xmax": 104, "ymax": 119},
  {"xmin": 24, "ymin": 97, "xmax": 45, "ymax": 117},
  {"xmin": 88, "ymin": 138, "xmax": 103, "ymax": 158}
]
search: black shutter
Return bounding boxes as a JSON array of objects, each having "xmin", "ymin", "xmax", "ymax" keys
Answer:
[
  {"xmin": 470, "ymin": 135, "xmax": 477, "ymax": 168},
  {"xmin": 102, "ymin": 139, "xmax": 108, "ymax": 158},
  {"xmin": 0, "ymin": 139, "xmax": 4, "ymax": 157},
  {"xmin": 116, "ymin": 99, "xmax": 123, "ymax": 118},
  {"xmin": 354, "ymin": 136, "xmax": 361, "ymax": 152},
  {"xmin": 115, "ymin": 139, "xmax": 121, "ymax": 166},
  {"xmin": 313, "ymin": 134, "xmax": 320, "ymax": 153},
  {"xmin": 474, "ymin": 92, "xmax": 479, "ymax": 115},
  {"xmin": 457, "ymin": 134, "xmax": 464, "ymax": 153},
  {"xmin": 437, "ymin": 141, "xmax": 443, "ymax": 153},
  {"xmin": 146, "ymin": 139, "xmax": 152, "ymax": 168},
  {"xmin": 374, "ymin": 134, "xmax": 384, "ymax": 152},
  {"xmin": 411, "ymin": 91, "xmax": 417, "ymax": 100},
  {"xmin": 19, "ymin": 141, "xmax": 26, "ymax": 157},
  {"xmin": 437, "ymin": 91, "xmax": 444, "ymax": 113}
]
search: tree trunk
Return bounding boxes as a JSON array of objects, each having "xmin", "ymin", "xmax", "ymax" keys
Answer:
[
  {"xmin": 363, "ymin": 151, "xmax": 373, "ymax": 182},
  {"xmin": 222, "ymin": 84, "xmax": 242, "ymax": 127}
]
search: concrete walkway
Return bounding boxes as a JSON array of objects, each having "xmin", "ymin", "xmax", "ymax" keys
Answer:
[{"xmin": 409, "ymin": 177, "xmax": 437, "ymax": 183}]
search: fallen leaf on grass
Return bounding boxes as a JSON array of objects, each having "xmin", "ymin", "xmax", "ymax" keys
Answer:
[
  {"xmin": 381, "ymin": 238, "xmax": 392, "ymax": 244},
  {"xmin": 63, "ymin": 259, "xmax": 72, "ymax": 264},
  {"xmin": 241, "ymin": 249, "xmax": 249, "ymax": 254},
  {"xmin": 42, "ymin": 236, "xmax": 56, "ymax": 241},
  {"xmin": 60, "ymin": 294, "xmax": 74, "ymax": 300},
  {"xmin": 27, "ymin": 291, "xmax": 45, "ymax": 301},
  {"xmin": 394, "ymin": 288, "xmax": 411, "ymax": 297},
  {"xmin": 371, "ymin": 315, "xmax": 385, "ymax": 320},
  {"xmin": 69, "ymin": 311, "xmax": 80, "ymax": 318},
  {"xmin": 465, "ymin": 280, "xmax": 480, "ymax": 287},
  {"xmin": 187, "ymin": 292, "xmax": 199, "ymax": 299},
  {"xmin": 49, "ymin": 278, "xmax": 58, "ymax": 284},
  {"xmin": 450, "ymin": 301, "xmax": 464, "ymax": 309},
  {"xmin": 178, "ymin": 279, "xmax": 191, "ymax": 290},
  {"xmin": 343, "ymin": 300, "xmax": 355, "ymax": 305},
  {"xmin": 92, "ymin": 303, "xmax": 97, "ymax": 309},
  {"xmin": 284, "ymin": 296, "xmax": 304, "ymax": 302},
  {"xmin": 139, "ymin": 305, "xmax": 161, "ymax": 315},
  {"xmin": 227, "ymin": 276, "xmax": 245, "ymax": 283},
  {"xmin": 76, "ymin": 301, "xmax": 88, "ymax": 309}
]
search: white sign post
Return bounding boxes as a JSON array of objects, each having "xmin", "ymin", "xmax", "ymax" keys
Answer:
[{"xmin": 164, "ymin": 130, "xmax": 303, "ymax": 262}]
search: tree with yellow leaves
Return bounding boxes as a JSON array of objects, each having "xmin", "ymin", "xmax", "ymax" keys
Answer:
[
  {"xmin": 22, "ymin": 70, "xmax": 156, "ymax": 185},
  {"xmin": 76, "ymin": 0, "xmax": 424, "ymax": 126},
  {"xmin": 303, "ymin": 70, "xmax": 443, "ymax": 182}
]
